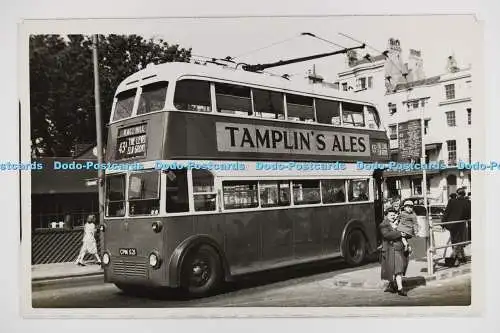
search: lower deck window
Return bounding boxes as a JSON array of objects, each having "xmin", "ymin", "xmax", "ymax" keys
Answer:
[
  {"xmin": 293, "ymin": 180, "xmax": 321, "ymax": 205},
  {"xmin": 128, "ymin": 171, "xmax": 160, "ymax": 215},
  {"xmin": 105, "ymin": 174, "xmax": 126, "ymax": 217},
  {"xmin": 192, "ymin": 169, "xmax": 216, "ymax": 212},
  {"xmin": 223, "ymin": 181, "xmax": 258, "ymax": 209},
  {"xmin": 321, "ymin": 179, "xmax": 346, "ymax": 203},
  {"xmin": 347, "ymin": 179, "xmax": 370, "ymax": 202},
  {"xmin": 165, "ymin": 170, "xmax": 189, "ymax": 213},
  {"xmin": 259, "ymin": 180, "xmax": 290, "ymax": 207}
]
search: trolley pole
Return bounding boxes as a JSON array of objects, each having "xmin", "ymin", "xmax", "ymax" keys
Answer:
[{"xmin": 92, "ymin": 34, "xmax": 105, "ymax": 230}]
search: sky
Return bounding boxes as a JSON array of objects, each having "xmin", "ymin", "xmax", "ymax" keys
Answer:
[{"xmin": 129, "ymin": 15, "xmax": 481, "ymax": 82}]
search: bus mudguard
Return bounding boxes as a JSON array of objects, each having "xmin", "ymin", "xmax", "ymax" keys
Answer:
[{"xmin": 168, "ymin": 234, "xmax": 231, "ymax": 288}]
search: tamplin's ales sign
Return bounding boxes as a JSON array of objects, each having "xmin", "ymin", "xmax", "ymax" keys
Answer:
[{"xmin": 216, "ymin": 122, "xmax": 370, "ymax": 156}]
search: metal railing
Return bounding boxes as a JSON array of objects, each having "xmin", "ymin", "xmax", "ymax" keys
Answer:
[{"xmin": 427, "ymin": 219, "xmax": 471, "ymax": 275}]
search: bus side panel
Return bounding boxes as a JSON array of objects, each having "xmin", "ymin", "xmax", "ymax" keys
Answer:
[
  {"xmin": 260, "ymin": 209, "xmax": 294, "ymax": 265},
  {"xmin": 319, "ymin": 206, "xmax": 348, "ymax": 255},
  {"xmin": 222, "ymin": 211, "xmax": 261, "ymax": 270},
  {"xmin": 344, "ymin": 203, "xmax": 377, "ymax": 252},
  {"xmin": 291, "ymin": 208, "xmax": 324, "ymax": 260}
]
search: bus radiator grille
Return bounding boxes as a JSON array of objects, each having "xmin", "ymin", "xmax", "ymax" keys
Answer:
[{"xmin": 113, "ymin": 259, "xmax": 148, "ymax": 278}]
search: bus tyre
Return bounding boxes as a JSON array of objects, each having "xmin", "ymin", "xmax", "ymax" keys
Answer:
[
  {"xmin": 344, "ymin": 229, "xmax": 367, "ymax": 266},
  {"xmin": 181, "ymin": 244, "xmax": 222, "ymax": 298}
]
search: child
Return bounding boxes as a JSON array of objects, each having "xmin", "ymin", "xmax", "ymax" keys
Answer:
[{"xmin": 397, "ymin": 200, "xmax": 418, "ymax": 253}]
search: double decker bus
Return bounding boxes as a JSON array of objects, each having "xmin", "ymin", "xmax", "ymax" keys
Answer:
[{"xmin": 101, "ymin": 61, "xmax": 390, "ymax": 297}]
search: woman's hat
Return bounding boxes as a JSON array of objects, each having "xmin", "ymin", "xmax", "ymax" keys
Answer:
[
  {"xmin": 403, "ymin": 200, "xmax": 414, "ymax": 207},
  {"xmin": 87, "ymin": 215, "xmax": 96, "ymax": 222}
]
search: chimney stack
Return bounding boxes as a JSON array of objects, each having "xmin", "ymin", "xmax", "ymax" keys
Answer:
[{"xmin": 407, "ymin": 49, "xmax": 425, "ymax": 81}]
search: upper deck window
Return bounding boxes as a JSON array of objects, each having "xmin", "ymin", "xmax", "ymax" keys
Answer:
[
  {"xmin": 342, "ymin": 102, "xmax": 365, "ymax": 127},
  {"xmin": 174, "ymin": 79, "xmax": 211, "ymax": 112},
  {"xmin": 129, "ymin": 171, "xmax": 160, "ymax": 216},
  {"xmin": 105, "ymin": 174, "xmax": 126, "ymax": 217},
  {"xmin": 215, "ymin": 83, "xmax": 252, "ymax": 116},
  {"xmin": 137, "ymin": 81, "xmax": 168, "ymax": 115},
  {"xmin": 286, "ymin": 94, "xmax": 314, "ymax": 122},
  {"xmin": 315, "ymin": 99, "xmax": 341, "ymax": 125},
  {"xmin": 366, "ymin": 105, "xmax": 381, "ymax": 129},
  {"xmin": 113, "ymin": 89, "xmax": 137, "ymax": 121},
  {"xmin": 253, "ymin": 89, "xmax": 285, "ymax": 120}
]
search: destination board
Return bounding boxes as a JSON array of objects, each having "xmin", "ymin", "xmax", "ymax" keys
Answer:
[{"xmin": 116, "ymin": 124, "xmax": 147, "ymax": 159}]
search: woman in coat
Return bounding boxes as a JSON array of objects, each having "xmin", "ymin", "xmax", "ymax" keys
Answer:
[{"xmin": 379, "ymin": 208, "xmax": 410, "ymax": 296}]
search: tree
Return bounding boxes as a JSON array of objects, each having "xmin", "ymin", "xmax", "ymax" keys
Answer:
[{"xmin": 29, "ymin": 34, "xmax": 192, "ymax": 157}]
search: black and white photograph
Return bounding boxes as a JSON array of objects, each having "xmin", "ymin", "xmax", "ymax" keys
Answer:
[{"xmin": 17, "ymin": 13, "xmax": 485, "ymax": 317}]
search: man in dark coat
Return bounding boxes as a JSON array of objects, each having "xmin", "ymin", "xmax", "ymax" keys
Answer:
[
  {"xmin": 442, "ymin": 187, "xmax": 471, "ymax": 265},
  {"xmin": 379, "ymin": 208, "xmax": 409, "ymax": 296}
]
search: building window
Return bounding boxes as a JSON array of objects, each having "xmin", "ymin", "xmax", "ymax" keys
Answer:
[
  {"xmin": 467, "ymin": 108, "xmax": 471, "ymax": 125},
  {"xmin": 388, "ymin": 103, "xmax": 397, "ymax": 116},
  {"xmin": 389, "ymin": 125, "xmax": 397, "ymax": 140},
  {"xmin": 445, "ymin": 84, "xmax": 455, "ymax": 100},
  {"xmin": 424, "ymin": 119, "xmax": 430, "ymax": 135},
  {"xmin": 412, "ymin": 178, "xmax": 422, "ymax": 196},
  {"xmin": 446, "ymin": 111, "xmax": 456, "ymax": 127},
  {"xmin": 356, "ymin": 77, "xmax": 367, "ymax": 90},
  {"xmin": 447, "ymin": 140, "xmax": 457, "ymax": 166},
  {"xmin": 468, "ymin": 138, "xmax": 472, "ymax": 163},
  {"xmin": 342, "ymin": 83, "xmax": 348, "ymax": 91},
  {"xmin": 368, "ymin": 76, "xmax": 373, "ymax": 88}
]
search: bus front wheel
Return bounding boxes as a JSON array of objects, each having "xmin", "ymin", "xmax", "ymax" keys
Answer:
[
  {"xmin": 344, "ymin": 229, "xmax": 367, "ymax": 266},
  {"xmin": 180, "ymin": 244, "xmax": 222, "ymax": 297}
]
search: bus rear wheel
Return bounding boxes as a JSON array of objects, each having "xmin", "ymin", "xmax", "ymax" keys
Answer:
[
  {"xmin": 180, "ymin": 244, "xmax": 222, "ymax": 298},
  {"xmin": 344, "ymin": 229, "xmax": 367, "ymax": 266}
]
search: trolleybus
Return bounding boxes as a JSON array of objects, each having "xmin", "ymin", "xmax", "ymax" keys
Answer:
[{"xmin": 101, "ymin": 61, "xmax": 390, "ymax": 297}]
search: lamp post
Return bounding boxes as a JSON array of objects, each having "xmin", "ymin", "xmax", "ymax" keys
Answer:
[{"xmin": 92, "ymin": 34, "xmax": 104, "ymax": 230}]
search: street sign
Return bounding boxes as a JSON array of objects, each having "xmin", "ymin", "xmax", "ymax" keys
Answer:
[{"xmin": 398, "ymin": 119, "xmax": 422, "ymax": 161}]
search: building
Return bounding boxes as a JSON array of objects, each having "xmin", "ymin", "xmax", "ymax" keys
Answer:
[
  {"xmin": 335, "ymin": 38, "xmax": 473, "ymax": 203},
  {"xmin": 31, "ymin": 144, "xmax": 100, "ymax": 264}
]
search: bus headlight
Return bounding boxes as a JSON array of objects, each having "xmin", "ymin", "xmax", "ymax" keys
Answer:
[
  {"xmin": 149, "ymin": 252, "xmax": 161, "ymax": 269},
  {"xmin": 152, "ymin": 221, "xmax": 162, "ymax": 233},
  {"xmin": 102, "ymin": 252, "xmax": 110, "ymax": 265}
]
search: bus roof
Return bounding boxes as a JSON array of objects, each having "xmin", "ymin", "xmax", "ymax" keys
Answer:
[{"xmin": 116, "ymin": 62, "xmax": 376, "ymax": 106}]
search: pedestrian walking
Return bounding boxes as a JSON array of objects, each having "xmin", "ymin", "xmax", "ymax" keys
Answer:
[
  {"xmin": 379, "ymin": 208, "xmax": 410, "ymax": 296},
  {"xmin": 75, "ymin": 214, "xmax": 102, "ymax": 267},
  {"xmin": 442, "ymin": 187, "xmax": 471, "ymax": 266}
]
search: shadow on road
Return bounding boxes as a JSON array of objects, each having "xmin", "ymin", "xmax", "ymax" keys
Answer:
[{"xmin": 122, "ymin": 255, "xmax": 380, "ymax": 301}]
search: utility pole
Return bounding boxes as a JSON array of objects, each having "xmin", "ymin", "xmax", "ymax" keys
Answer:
[{"xmin": 92, "ymin": 34, "xmax": 104, "ymax": 230}]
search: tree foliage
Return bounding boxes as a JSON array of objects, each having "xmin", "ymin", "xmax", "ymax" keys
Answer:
[{"xmin": 29, "ymin": 34, "xmax": 191, "ymax": 157}]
